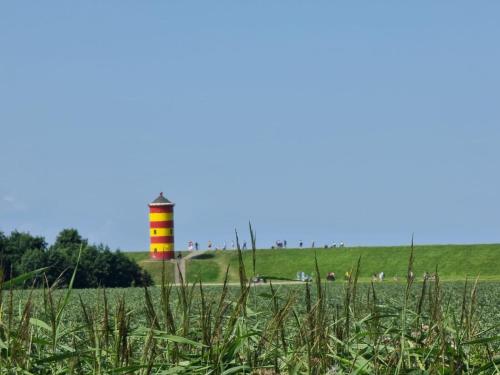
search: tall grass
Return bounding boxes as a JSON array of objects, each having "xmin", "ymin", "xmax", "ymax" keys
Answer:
[{"xmin": 0, "ymin": 233, "xmax": 499, "ymax": 374}]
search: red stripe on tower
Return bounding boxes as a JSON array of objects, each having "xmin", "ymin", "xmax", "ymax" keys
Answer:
[
  {"xmin": 149, "ymin": 206, "xmax": 173, "ymax": 213},
  {"xmin": 150, "ymin": 221, "xmax": 174, "ymax": 228},
  {"xmin": 150, "ymin": 236, "xmax": 174, "ymax": 244}
]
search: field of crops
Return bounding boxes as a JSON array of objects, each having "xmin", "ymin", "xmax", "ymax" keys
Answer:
[{"xmin": 1, "ymin": 255, "xmax": 500, "ymax": 374}]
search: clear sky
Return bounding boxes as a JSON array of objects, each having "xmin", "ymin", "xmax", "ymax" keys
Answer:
[{"xmin": 1, "ymin": 2, "xmax": 499, "ymax": 250}]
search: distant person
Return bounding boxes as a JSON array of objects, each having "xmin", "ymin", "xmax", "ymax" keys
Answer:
[
  {"xmin": 242, "ymin": 241, "xmax": 247, "ymax": 250},
  {"xmin": 340, "ymin": 241, "xmax": 344, "ymax": 248},
  {"xmin": 208, "ymin": 240, "xmax": 212, "ymax": 249},
  {"xmin": 284, "ymin": 240, "xmax": 287, "ymax": 248},
  {"xmin": 188, "ymin": 241, "xmax": 193, "ymax": 251},
  {"xmin": 299, "ymin": 240, "xmax": 303, "ymax": 248},
  {"xmin": 195, "ymin": 242, "xmax": 199, "ymax": 251},
  {"xmin": 311, "ymin": 241, "xmax": 315, "ymax": 249}
]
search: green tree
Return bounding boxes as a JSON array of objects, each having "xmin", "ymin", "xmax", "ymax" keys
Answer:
[
  {"xmin": 3, "ymin": 228, "xmax": 152, "ymax": 288},
  {"xmin": 0, "ymin": 231, "xmax": 7, "ymax": 280},
  {"xmin": 0, "ymin": 231, "xmax": 47, "ymax": 279},
  {"xmin": 44, "ymin": 249, "xmax": 73, "ymax": 286},
  {"xmin": 18, "ymin": 249, "xmax": 48, "ymax": 285},
  {"xmin": 53, "ymin": 228, "xmax": 87, "ymax": 253},
  {"xmin": 86, "ymin": 246, "xmax": 152, "ymax": 287}
]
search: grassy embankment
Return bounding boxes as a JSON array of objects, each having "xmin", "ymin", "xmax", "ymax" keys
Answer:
[{"xmin": 127, "ymin": 243, "xmax": 500, "ymax": 284}]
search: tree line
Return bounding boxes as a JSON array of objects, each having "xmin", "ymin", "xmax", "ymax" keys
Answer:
[{"xmin": 0, "ymin": 228, "xmax": 152, "ymax": 287}]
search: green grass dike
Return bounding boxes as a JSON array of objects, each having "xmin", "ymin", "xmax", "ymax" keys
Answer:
[{"xmin": 126, "ymin": 243, "xmax": 500, "ymax": 284}]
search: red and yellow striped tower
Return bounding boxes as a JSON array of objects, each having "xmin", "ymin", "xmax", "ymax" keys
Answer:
[{"xmin": 149, "ymin": 192, "xmax": 175, "ymax": 260}]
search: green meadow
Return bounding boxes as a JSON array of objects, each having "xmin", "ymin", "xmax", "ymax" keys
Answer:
[{"xmin": 128, "ymin": 243, "xmax": 500, "ymax": 284}]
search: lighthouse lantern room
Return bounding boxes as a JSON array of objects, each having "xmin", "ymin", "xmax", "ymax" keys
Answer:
[{"xmin": 149, "ymin": 192, "xmax": 175, "ymax": 260}]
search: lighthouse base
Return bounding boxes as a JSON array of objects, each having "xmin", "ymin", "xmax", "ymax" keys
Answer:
[{"xmin": 150, "ymin": 251, "xmax": 174, "ymax": 260}]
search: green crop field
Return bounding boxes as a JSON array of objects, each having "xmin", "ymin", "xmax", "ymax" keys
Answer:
[
  {"xmin": 2, "ymin": 244, "xmax": 498, "ymax": 373},
  {"xmin": 2, "ymin": 273, "xmax": 499, "ymax": 373},
  {"xmin": 128, "ymin": 243, "xmax": 500, "ymax": 284}
]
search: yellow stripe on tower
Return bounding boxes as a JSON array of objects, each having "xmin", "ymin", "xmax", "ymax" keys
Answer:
[
  {"xmin": 150, "ymin": 243, "xmax": 174, "ymax": 252},
  {"xmin": 149, "ymin": 212, "xmax": 173, "ymax": 222},
  {"xmin": 150, "ymin": 228, "xmax": 173, "ymax": 236}
]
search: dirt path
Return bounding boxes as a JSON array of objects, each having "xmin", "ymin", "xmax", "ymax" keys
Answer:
[
  {"xmin": 174, "ymin": 250, "xmax": 208, "ymax": 283},
  {"xmin": 174, "ymin": 259, "xmax": 184, "ymax": 283},
  {"xmin": 183, "ymin": 250, "xmax": 208, "ymax": 260},
  {"xmin": 169, "ymin": 280, "xmax": 305, "ymax": 287}
]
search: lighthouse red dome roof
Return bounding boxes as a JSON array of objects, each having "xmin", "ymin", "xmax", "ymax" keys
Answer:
[{"xmin": 149, "ymin": 192, "xmax": 174, "ymax": 206}]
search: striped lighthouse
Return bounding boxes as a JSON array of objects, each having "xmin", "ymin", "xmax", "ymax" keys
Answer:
[{"xmin": 149, "ymin": 192, "xmax": 175, "ymax": 260}]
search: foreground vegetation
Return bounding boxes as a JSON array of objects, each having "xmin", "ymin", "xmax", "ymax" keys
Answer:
[
  {"xmin": 129, "ymin": 243, "xmax": 500, "ymax": 284},
  {"xmin": 1, "ymin": 239, "xmax": 499, "ymax": 374}
]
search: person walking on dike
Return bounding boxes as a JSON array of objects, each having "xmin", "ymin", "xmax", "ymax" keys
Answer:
[
  {"xmin": 188, "ymin": 241, "xmax": 193, "ymax": 251},
  {"xmin": 242, "ymin": 241, "xmax": 247, "ymax": 250},
  {"xmin": 195, "ymin": 242, "xmax": 199, "ymax": 250},
  {"xmin": 299, "ymin": 240, "xmax": 303, "ymax": 248},
  {"xmin": 208, "ymin": 240, "xmax": 212, "ymax": 250},
  {"xmin": 284, "ymin": 240, "xmax": 287, "ymax": 248}
]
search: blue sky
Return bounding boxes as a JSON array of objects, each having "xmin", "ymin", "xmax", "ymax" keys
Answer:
[{"xmin": 1, "ymin": 2, "xmax": 499, "ymax": 250}]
